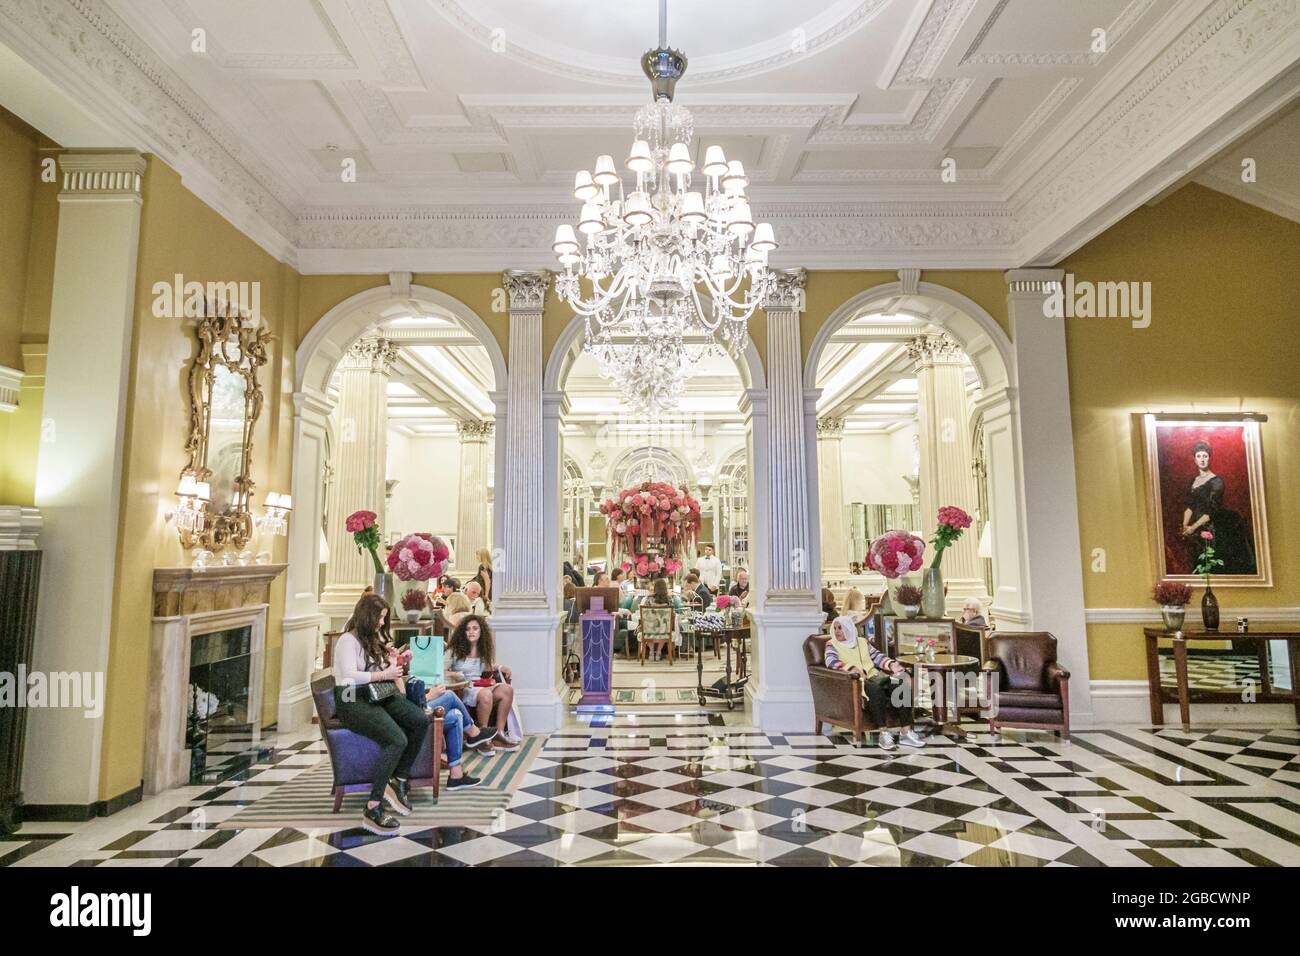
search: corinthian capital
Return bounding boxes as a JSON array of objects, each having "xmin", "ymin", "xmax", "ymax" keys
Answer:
[
  {"xmin": 906, "ymin": 331, "xmax": 964, "ymax": 368},
  {"xmin": 816, "ymin": 417, "xmax": 844, "ymax": 437},
  {"xmin": 457, "ymin": 420, "xmax": 494, "ymax": 441},
  {"xmin": 502, "ymin": 270, "xmax": 551, "ymax": 313},
  {"xmin": 764, "ymin": 268, "xmax": 807, "ymax": 312},
  {"xmin": 341, "ymin": 335, "xmax": 400, "ymax": 373}
]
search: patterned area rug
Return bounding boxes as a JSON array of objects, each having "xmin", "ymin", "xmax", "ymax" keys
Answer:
[{"xmin": 216, "ymin": 736, "xmax": 542, "ymax": 829}]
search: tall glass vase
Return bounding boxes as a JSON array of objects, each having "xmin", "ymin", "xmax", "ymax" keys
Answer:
[
  {"xmin": 373, "ymin": 573, "xmax": 399, "ymax": 616},
  {"xmin": 921, "ymin": 567, "xmax": 945, "ymax": 619}
]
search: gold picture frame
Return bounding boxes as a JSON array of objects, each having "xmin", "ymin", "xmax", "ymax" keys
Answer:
[{"xmin": 1142, "ymin": 413, "xmax": 1271, "ymax": 587}]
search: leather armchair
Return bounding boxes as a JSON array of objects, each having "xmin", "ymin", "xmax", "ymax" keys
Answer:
[
  {"xmin": 310, "ymin": 675, "xmax": 444, "ymax": 810},
  {"xmin": 804, "ymin": 634, "xmax": 898, "ymax": 744},
  {"xmin": 981, "ymin": 631, "xmax": 1070, "ymax": 738}
]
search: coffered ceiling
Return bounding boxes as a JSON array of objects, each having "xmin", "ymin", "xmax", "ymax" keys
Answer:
[{"xmin": 1, "ymin": 0, "xmax": 1297, "ymax": 271}]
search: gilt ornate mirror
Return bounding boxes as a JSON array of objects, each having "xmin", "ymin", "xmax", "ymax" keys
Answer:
[{"xmin": 179, "ymin": 301, "xmax": 271, "ymax": 551}]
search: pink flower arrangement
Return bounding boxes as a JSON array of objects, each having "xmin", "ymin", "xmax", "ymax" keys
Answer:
[
  {"xmin": 346, "ymin": 509, "xmax": 384, "ymax": 574},
  {"xmin": 929, "ymin": 505, "xmax": 973, "ymax": 568},
  {"xmin": 599, "ymin": 480, "xmax": 702, "ymax": 565},
  {"xmin": 715, "ymin": 595, "xmax": 735, "ymax": 610},
  {"xmin": 386, "ymin": 532, "xmax": 450, "ymax": 582},
  {"xmin": 866, "ymin": 530, "xmax": 926, "ymax": 579}
]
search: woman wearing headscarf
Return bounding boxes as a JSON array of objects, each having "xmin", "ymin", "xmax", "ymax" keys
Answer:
[{"xmin": 824, "ymin": 614, "xmax": 926, "ymax": 752}]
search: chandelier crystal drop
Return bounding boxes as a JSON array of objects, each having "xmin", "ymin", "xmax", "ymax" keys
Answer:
[{"xmin": 553, "ymin": 0, "xmax": 777, "ymax": 414}]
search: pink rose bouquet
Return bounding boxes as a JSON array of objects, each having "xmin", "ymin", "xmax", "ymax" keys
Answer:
[
  {"xmin": 386, "ymin": 532, "xmax": 450, "ymax": 582},
  {"xmin": 600, "ymin": 480, "xmax": 702, "ymax": 564},
  {"xmin": 715, "ymin": 595, "xmax": 735, "ymax": 610},
  {"xmin": 346, "ymin": 510, "xmax": 384, "ymax": 574},
  {"xmin": 929, "ymin": 505, "xmax": 973, "ymax": 568},
  {"xmin": 866, "ymin": 530, "xmax": 926, "ymax": 579}
]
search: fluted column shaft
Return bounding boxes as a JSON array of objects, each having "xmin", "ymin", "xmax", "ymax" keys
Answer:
[
  {"xmin": 455, "ymin": 421, "xmax": 492, "ymax": 574},
  {"xmin": 323, "ymin": 335, "xmax": 397, "ymax": 601},
  {"xmin": 910, "ymin": 331, "xmax": 983, "ymax": 595},
  {"xmin": 763, "ymin": 269, "xmax": 818, "ymax": 604},
  {"xmin": 495, "ymin": 270, "xmax": 549, "ymax": 609},
  {"xmin": 816, "ymin": 417, "xmax": 848, "ymax": 576}
]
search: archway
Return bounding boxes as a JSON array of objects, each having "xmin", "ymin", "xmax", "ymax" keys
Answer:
[
  {"xmin": 275, "ymin": 283, "xmax": 506, "ymax": 732},
  {"xmin": 805, "ymin": 281, "xmax": 1029, "ymax": 629}
]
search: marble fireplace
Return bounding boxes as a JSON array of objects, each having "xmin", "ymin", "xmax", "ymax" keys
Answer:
[{"xmin": 145, "ymin": 564, "xmax": 285, "ymax": 795}]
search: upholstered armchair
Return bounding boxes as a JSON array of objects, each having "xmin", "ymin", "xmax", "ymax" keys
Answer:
[
  {"xmin": 981, "ymin": 631, "xmax": 1070, "ymax": 738},
  {"xmin": 804, "ymin": 634, "xmax": 898, "ymax": 744},
  {"xmin": 310, "ymin": 675, "xmax": 445, "ymax": 810}
]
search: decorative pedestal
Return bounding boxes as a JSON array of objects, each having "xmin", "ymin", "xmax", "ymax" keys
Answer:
[{"xmin": 580, "ymin": 607, "xmax": 614, "ymax": 706}]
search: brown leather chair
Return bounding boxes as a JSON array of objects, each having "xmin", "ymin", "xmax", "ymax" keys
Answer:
[
  {"xmin": 954, "ymin": 622, "xmax": 988, "ymax": 715},
  {"xmin": 981, "ymin": 631, "xmax": 1070, "ymax": 738},
  {"xmin": 804, "ymin": 634, "xmax": 899, "ymax": 744}
]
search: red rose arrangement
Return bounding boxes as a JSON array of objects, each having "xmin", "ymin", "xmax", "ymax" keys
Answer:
[
  {"xmin": 929, "ymin": 505, "xmax": 973, "ymax": 568},
  {"xmin": 866, "ymin": 530, "xmax": 926, "ymax": 579},
  {"xmin": 599, "ymin": 480, "xmax": 701, "ymax": 567},
  {"xmin": 346, "ymin": 510, "xmax": 384, "ymax": 574},
  {"xmin": 715, "ymin": 595, "xmax": 735, "ymax": 610},
  {"xmin": 387, "ymin": 532, "xmax": 450, "ymax": 581}
]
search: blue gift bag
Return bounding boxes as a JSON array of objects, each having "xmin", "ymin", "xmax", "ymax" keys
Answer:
[{"xmin": 408, "ymin": 634, "xmax": 444, "ymax": 685}]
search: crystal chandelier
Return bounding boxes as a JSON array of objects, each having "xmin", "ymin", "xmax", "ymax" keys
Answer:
[{"xmin": 553, "ymin": 0, "xmax": 777, "ymax": 414}]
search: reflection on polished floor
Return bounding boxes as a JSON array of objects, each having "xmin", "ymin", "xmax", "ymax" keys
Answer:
[{"xmin": 4, "ymin": 710, "xmax": 1299, "ymax": 867}]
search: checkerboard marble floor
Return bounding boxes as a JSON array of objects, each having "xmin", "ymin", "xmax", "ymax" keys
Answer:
[{"xmin": 4, "ymin": 713, "xmax": 1300, "ymax": 867}]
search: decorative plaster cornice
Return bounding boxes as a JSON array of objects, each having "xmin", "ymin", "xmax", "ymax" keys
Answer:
[
  {"xmin": 57, "ymin": 151, "xmax": 146, "ymax": 196},
  {"xmin": 502, "ymin": 270, "xmax": 550, "ymax": 313},
  {"xmin": 0, "ymin": 364, "xmax": 22, "ymax": 412}
]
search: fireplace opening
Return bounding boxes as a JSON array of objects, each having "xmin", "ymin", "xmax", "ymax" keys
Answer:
[{"xmin": 187, "ymin": 625, "xmax": 264, "ymax": 784}]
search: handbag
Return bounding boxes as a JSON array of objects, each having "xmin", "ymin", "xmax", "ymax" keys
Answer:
[
  {"xmin": 364, "ymin": 679, "xmax": 399, "ymax": 703},
  {"xmin": 408, "ymin": 635, "xmax": 445, "ymax": 685}
]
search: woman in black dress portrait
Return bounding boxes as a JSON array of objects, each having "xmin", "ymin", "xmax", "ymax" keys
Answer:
[{"xmin": 1181, "ymin": 440, "xmax": 1256, "ymax": 575}]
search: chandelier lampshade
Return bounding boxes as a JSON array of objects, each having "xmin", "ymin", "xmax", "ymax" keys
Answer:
[{"xmin": 552, "ymin": 0, "xmax": 778, "ymax": 415}]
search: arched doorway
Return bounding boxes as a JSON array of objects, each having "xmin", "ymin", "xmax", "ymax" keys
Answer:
[
  {"xmin": 804, "ymin": 281, "xmax": 1028, "ymax": 627},
  {"xmin": 275, "ymin": 283, "xmax": 506, "ymax": 731}
]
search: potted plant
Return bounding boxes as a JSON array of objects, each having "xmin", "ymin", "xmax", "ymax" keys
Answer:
[
  {"xmin": 1152, "ymin": 581, "xmax": 1192, "ymax": 631},
  {"xmin": 1193, "ymin": 531, "xmax": 1225, "ymax": 630},
  {"xmin": 895, "ymin": 584, "xmax": 923, "ymax": 619},
  {"xmin": 401, "ymin": 587, "xmax": 428, "ymax": 623}
]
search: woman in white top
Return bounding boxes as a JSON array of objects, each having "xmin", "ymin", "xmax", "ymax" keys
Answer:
[{"xmin": 331, "ymin": 592, "xmax": 430, "ymax": 836}]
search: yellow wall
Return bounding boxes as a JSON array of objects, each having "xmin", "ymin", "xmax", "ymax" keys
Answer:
[
  {"xmin": 0, "ymin": 106, "xmax": 59, "ymax": 504},
  {"xmin": 1060, "ymin": 184, "xmax": 1300, "ymax": 679},
  {"xmin": 98, "ymin": 158, "xmax": 300, "ymax": 800}
]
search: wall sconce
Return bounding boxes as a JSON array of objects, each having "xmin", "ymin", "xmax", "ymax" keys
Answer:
[
  {"xmin": 589, "ymin": 478, "xmax": 606, "ymax": 500},
  {"xmin": 259, "ymin": 492, "xmax": 293, "ymax": 536},
  {"xmin": 171, "ymin": 474, "xmax": 210, "ymax": 533}
]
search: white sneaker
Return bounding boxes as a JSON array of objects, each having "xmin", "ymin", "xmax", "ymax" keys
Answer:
[
  {"xmin": 878, "ymin": 731, "xmax": 897, "ymax": 752},
  {"xmin": 899, "ymin": 730, "xmax": 927, "ymax": 749}
]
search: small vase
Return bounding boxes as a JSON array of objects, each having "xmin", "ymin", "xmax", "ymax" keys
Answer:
[
  {"xmin": 878, "ymin": 586, "xmax": 895, "ymax": 617},
  {"xmin": 1160, "ymin": 605, "xmax": 1186, "ymax": 631},
  {"xmin": 900, "ymin": 604, "xmax": 920, "ymax": 620},
  {"xmin": 1201, "ymin": 584, "xmax": 1219, "ymax": 631},
  {"xmin": 374, "ymin": 573, "xmax": 398, "ymax": 615},
  {"xmin": 921, "ymin": 567, "xmax": 945, "ymax": 619},
  {"xmin": 405, "ymin": 610, "xmax": 420, "ymax": 624},
  {"xmin": 924, "ymin": 644, "xmax": 936, "ymax": 663}
]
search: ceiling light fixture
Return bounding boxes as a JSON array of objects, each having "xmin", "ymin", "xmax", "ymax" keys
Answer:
[{"xmin": 553, "ymin": 0, "xmax": 777, "ymax": 415}]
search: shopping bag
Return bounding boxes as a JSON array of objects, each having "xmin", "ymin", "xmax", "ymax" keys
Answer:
[{"xmin": 408, "ymin": 635, "xmax": 444, "ymax": 685}]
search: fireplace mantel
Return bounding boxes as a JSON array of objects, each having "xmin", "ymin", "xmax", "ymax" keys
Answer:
[{"xmin": 152, "ymin": 563, "xmax": 286, "ymax": 617}]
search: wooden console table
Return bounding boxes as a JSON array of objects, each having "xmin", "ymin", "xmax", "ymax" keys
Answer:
[{"xmin": 1142, "ymin": 625, "xmax": 1300, "ymax": 727}]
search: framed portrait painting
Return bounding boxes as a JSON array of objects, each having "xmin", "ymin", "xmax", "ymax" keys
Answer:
[{"xmin": 1142, "ymin": 414, "xmax": 1271, "ymax": 586}]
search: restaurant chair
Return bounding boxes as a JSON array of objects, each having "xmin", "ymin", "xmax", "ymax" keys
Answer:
[
  {"xmin": 310, "ymin": 674, "xmax": 444, "ymax": 810},
  {"xmin": 638, "ymin": 606, "xmax": 675, "ymax": 665},
  {"xmin": 954, "ymin": 622, "xmax": 988, "ymax": 714},
  {"xmin": 804, "ymin": 633, "xmax": 899, "ymax": 745},
  {"xmin": 981, "ymin": 631, "xmax": 1070, "ymax": 738}
]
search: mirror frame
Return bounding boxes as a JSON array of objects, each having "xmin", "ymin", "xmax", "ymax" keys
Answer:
[{"xmin": 179, "ymin": 301, "xmax": 271, "ymax": 552}]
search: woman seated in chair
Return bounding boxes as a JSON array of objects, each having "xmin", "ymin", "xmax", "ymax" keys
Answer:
[
  {"xmin": 441, "ymin": 591, "xmax": 472, "ymax": 630},
  {"xmin": 330, "ymin": 592, "xmax": 430, "ymax": 835},
  {"xmin": 447, "ymin": 614, "xmax": 521, "ymax": 751},
  {"xmin": 638, "ymin": 577, "xmax": 676, "ymax": 663},
  {"xmin": 824, "ymin": 614, "xmax": 927, "ymax": 753},
  {"xmin": 420, "ymin": 682, "xmax": 495, "ymax": 789}
]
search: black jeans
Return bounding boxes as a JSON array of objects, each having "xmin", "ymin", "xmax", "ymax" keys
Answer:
[
  {"xmin": 334, "ymin": 690, "xmax": 429, "ymax": 803},
  {"xmin": 863, "ymin": 673, "xmax": 912, "ymax": 728}
]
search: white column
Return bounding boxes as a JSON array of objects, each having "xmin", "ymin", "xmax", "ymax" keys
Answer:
[
  {"xmin": 751, "ymin": 269, "xmax": 822, "ymax": 734},
  {"xmin": 816, "ymin": 416, "xmax": 849, "ymax": 577},
  {"xmin": 1005, "ymin": 269, "xmax": 1093, "ymax": 724},
  {"xmin": 27, "ymin": 151, "xmax": 145, "ymax": 808},
  {"xmin": 492, "ymin": 271, "xmax": 563, "ymax": 732},
  {"xmin": 909, "ymin": 330, "xmax": 986, "ymax": 608},
  {"xmin": 455, "ymin": 420, "xmax": 492, "ymax": 575},
  {"xmin": 320, "ymin": 335, "xmax": 398, "ymax": 620},
  {"xmin": 278, "ymin": 387, "xmax": 332, "ymax": 731}
]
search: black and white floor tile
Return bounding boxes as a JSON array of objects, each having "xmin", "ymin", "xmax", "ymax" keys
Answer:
[{"xmin": 4, "ymin": 714, "xmax": 1300, "ymax": 867}]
